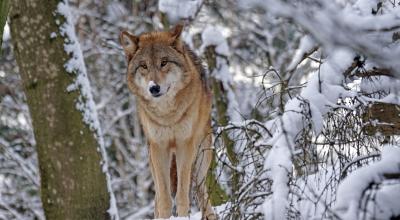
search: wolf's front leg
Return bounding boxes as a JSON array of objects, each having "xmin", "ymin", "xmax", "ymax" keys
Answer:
[
  {"xmin": 149, "ymin": 144, "xmax": 172, "ymax": 218},
  {"xmin": 175, "ymin": 140, "xmax": 197, "ymax": 216}
]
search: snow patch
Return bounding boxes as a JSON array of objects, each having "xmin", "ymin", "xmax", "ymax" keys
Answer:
[
  {"xmin": 50, "ymin": 32, "xmax": 57, "ymax": 39},
  {"xmin": 200, "ymin": 26, "xmax": 229, "ymax": 56},
  {"xmin": 158, "ymin": 0, "xmax": 203, "ymax": 23},
  {"xmin": 287, "ymin": 35, "xmax": 316, "ymax": 71},
  {"xmin": 335, "ymin": 145, "xmax": 400, "ymax": 220},
  {"xmin": 2, "ymin": 23, "xmax": 10, "ymax": 42}
]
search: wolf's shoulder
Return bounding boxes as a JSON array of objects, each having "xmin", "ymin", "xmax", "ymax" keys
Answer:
[{"xmin": 184, "ymin": 44, "xmax": 209, "ymax": 91}]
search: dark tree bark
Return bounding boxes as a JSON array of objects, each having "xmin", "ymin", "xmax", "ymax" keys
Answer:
[
  {"xmin": 9, "ymin": 1, "xmax": 111, "ymax": 219},
  {"xmin": 363, "ymin": 102, "xmax": 400, "ymax": 136}
]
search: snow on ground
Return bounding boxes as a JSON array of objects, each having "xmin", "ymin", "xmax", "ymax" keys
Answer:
[
  {"xmin": 158, "ymin": 204, "xmax": 227, "ymax": 220},
  {"xmin": 125, "ymin": 203, "xmax": 228, "ymax": 220}
]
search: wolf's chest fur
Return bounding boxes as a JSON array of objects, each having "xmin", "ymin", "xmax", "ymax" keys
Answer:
[
  {"xmin": 138, "ymin": 92, "xmax": 202, "ymax": 146},
  {"xmin": 143, "ymin": 115, "xmax": 194, "ymax": 146}
]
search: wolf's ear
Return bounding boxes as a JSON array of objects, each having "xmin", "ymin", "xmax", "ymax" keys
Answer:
[
  {"xmin": 170, "ymin": 23, "xmax": 183, "ymax": 39},
  {"xmin": 119, "ymin": 31, "xmax": 139, "ymax": 61},
  {"xmin": 169, "ymin": 23, "xmax": 184, "ymax": 52}
]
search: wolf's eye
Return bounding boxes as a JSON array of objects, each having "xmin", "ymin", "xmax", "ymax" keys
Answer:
[
  {"xmin": 161, "ymin": 60, "xmax": 168, "ymax": 67},
  {"xmin": 141, "ymin": 64, "xmax": 147, "ymax": 69}
]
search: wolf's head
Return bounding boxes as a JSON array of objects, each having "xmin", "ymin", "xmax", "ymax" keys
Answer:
[{"xmin": 120, "ymin": 24, "xmax": 193, "ymax": 101}]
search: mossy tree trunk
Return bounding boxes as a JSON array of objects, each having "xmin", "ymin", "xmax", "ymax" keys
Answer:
[
  {"xmin": 204, "ymin": 46, "xmax": 238, "ymax": 206},
  {"xmin": 9, "ymin": 1, "xmax": 111, "ymax": 219}
]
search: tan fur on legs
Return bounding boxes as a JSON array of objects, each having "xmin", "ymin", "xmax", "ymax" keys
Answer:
[
  {"xmin": 149, "ymin": 144, "xmax": 172, "ymax": 218},
  {"xmin": 149, "ymin": 153, "xmax": 159, "ymax": 217},
  {"xmin": 175, "ymin": 139, "xmax": 197, "ymax": 216}
]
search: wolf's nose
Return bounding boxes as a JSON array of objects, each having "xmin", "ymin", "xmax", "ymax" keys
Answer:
[{"xmin": 149, "ymin": 84, "xmax": 161, "ymax": 97}]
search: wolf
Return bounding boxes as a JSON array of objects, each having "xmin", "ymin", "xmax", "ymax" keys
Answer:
[{"xmin": 119, "ymin": 24, "xmax": 216, "ymax": 219}]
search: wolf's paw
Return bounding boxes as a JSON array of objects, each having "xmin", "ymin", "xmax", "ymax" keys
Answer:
[{"xmin": 202, "ymin": 213, "xmax": 218, "ymax": 220}]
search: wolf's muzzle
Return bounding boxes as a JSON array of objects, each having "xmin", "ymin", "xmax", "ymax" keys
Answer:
[{"xmin": 149, "ymin": 84, "xmax": 161, "ymax": 97}]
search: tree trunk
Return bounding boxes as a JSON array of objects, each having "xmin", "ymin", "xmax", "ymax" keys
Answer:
[
  {"xmin": 204, "ymin": 45, "xmax": 236, "ymax": 206},
  {"xmin": 9, "ymin": 1, "xmax": 111, "ymax": 219},
  {"xmin": 363, "ymin": 102, "xmax": 400, "ymax": 136}
]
